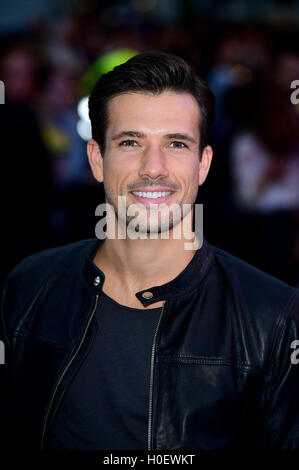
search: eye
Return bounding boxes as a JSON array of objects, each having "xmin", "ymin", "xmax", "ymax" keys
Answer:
[
  {"xmin": 119, "ymin": 140, "xmax": 138, "ymax": 147},
  {"xmin": 169, "ymin": 141, "xmax": 188, "ymax": 149}
]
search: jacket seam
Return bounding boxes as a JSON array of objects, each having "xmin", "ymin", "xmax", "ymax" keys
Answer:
[
  {"xmin": 259, "ymin": 315, "xmax": 286, "ymax": 450},
  {"xmin": 259, "ymin": 292, "xmax": 299, "ymax": 449},
  {"xmin": 146, "ymin": 251, "xmax": 214, "ymax": 303},
  {"xmin": 14, "ymin": 291, "xmax": 95, "ymax": 357},
  {"xmin": 13, "ymin": 331, "xmax": 70, "ymax": 352},
  {"xmin": 13, "ymin": 280, "xmax": 56, "ymax": 336},
  {"xmin": 150, "ymin": 278, "xmax": 208, "ymax": 303},
  {"xmin": 264, "ymin": 292, "xmax": 299, "ymax": 378},
  {"xmin": 158, "ymin": 355, "xmax": 264, "ymax": 371}
]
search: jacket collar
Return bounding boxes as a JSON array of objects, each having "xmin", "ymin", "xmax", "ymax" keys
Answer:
[{"xmin": 83, "ymin": 237, "xmax": 214, "ymax": 307}]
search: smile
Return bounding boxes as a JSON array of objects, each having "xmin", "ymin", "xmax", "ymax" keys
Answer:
[
  {"xmin": 131, "ymin": 190, "xmax": 175, "ymax": 204},
  {"xmin": 132, "ymin": 191, "xmax": 172, "ymax": 199}
]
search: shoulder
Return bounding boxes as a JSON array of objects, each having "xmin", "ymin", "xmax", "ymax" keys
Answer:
[
  {"xmin": 8, "ymin": 238, "xmax": 97, "ymax": 277},
  {"xmin": 1, "ymin": 238, "xmax": 99, "ymax": 301},
  {"xmin": 0, "ymin": 239, "xmax": 100, "ymax": 341},
  {"xmin": 209, "ymin": 245, "xmax": 299, "ymax": 370},
  {"xmin": 211, "ymin": 245, "xmax": 299, "ymax": 320}
]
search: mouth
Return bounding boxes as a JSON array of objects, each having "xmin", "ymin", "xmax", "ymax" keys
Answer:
[{"xmin": 130, "ymin": 189, "xmax": 175, "ymax": 205}]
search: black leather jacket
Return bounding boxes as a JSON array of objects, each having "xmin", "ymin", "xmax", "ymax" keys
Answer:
[{"xmin": 1, "ymin": 237, "xmax": 299, "ymax": 450}]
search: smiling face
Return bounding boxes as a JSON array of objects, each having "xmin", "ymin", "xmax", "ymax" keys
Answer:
[{"xmin": 87, "ymin": 90, "xmax": 213, "ymax": 235}]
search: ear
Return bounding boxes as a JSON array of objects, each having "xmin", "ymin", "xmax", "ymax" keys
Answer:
[
  {"xmin": 87, "ymin": 139, "xmax": 104, "ymax": 183},
  {"xmin": 198, "ymin": 145, "xmax": 213, "ymax": 186}
]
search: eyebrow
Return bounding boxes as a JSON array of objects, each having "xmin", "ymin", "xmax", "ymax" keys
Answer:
[
  {"xmin": 111, "ymin": 131, "xmax": 146, "ymax": 141},
  {"xmin": 164, "ymin": 133, "xmax": 196, "ymax": 144},
  {"xmin": 111, "ymin": 131, "xmax": 196, "ymax": 144}
]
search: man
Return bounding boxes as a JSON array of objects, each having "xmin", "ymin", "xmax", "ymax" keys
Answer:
[{"xmin": 1, "ymin": 52, "xmax": 299, "ymax": 451}]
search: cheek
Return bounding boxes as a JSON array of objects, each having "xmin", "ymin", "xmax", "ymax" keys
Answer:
[
  {"xmin": 103, "ymin": 157, "xmax": 121, "ymax": 183},
  {"xmin": 175, "ymin": 161, "xmax": 200, "ymax": 203},
  {"xmin": 104, "ymin": 152, "xmax": 137, "ymax": 174},
  {"xmin": 177, "ymin": 159, "xmax": 200, "ymax": 185},
  {"xmin": 103, "ymin": 158, "xmax": 134, "ymax": 194}
]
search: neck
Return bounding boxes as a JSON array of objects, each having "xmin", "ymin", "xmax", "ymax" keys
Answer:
[{"xmin": 93, "ymin": 210, "xmax": 199, "ymax": 292}]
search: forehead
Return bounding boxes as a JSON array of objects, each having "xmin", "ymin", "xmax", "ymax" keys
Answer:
[{"xmin": 106, "ymin": 91, "xmax": 201, "ymax": 139}]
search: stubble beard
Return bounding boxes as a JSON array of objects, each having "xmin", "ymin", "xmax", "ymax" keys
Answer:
[{"xmin": 104, "ymin": 190, "xmax": 186, "ymax": 236}]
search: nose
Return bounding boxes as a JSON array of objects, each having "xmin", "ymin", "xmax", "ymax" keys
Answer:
[{"xmin": 138, "ymin": 144, "xmax": 169, "ymax": 180}]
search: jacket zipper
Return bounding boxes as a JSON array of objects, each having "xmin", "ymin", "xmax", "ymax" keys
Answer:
[
  {"xmin": 147, "ymin": 299, "xmax": 167, "ymax": 451},
  {"xmin": 40, "ymin": 293, "xmax": 100, "ymax": 449}
]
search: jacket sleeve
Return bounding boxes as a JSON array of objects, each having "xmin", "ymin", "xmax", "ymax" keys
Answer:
[
  {"xmin": 260, "ymin": 293, "xmax": 299, "ymax": 449},
  {"xmin": 0, "ymin": 278, "xmax": 12, "ymax": 449}
]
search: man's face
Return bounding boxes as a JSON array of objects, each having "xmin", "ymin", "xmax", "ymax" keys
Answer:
[{"xmin": 88, "ymin": 90, "xmax": 212, "ymax": 234}]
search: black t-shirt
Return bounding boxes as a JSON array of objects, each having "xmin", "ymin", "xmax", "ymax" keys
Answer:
[{"xmin": 50, "ymin": 290, "xmax": 162, "ymax": 450}]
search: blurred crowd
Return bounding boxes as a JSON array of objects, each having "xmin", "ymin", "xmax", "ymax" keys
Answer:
[{"xmin": 0, "ymin": 1, "xmax": 299, "ymax": 287}]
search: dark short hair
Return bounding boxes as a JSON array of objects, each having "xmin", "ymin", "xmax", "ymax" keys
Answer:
[{"xmin": 88, "ymin": 52, "xmax": 215, "ymax": 155}]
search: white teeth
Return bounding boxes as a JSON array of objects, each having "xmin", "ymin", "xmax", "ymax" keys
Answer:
[{"xmin": 132, "ymin": 191, "xmax": 172, "ymax": 199}]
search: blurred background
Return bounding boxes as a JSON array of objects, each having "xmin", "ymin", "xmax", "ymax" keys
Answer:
[{"xmin": 0, "ymin": 0, "xmax": 299, "ymax": 287}]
